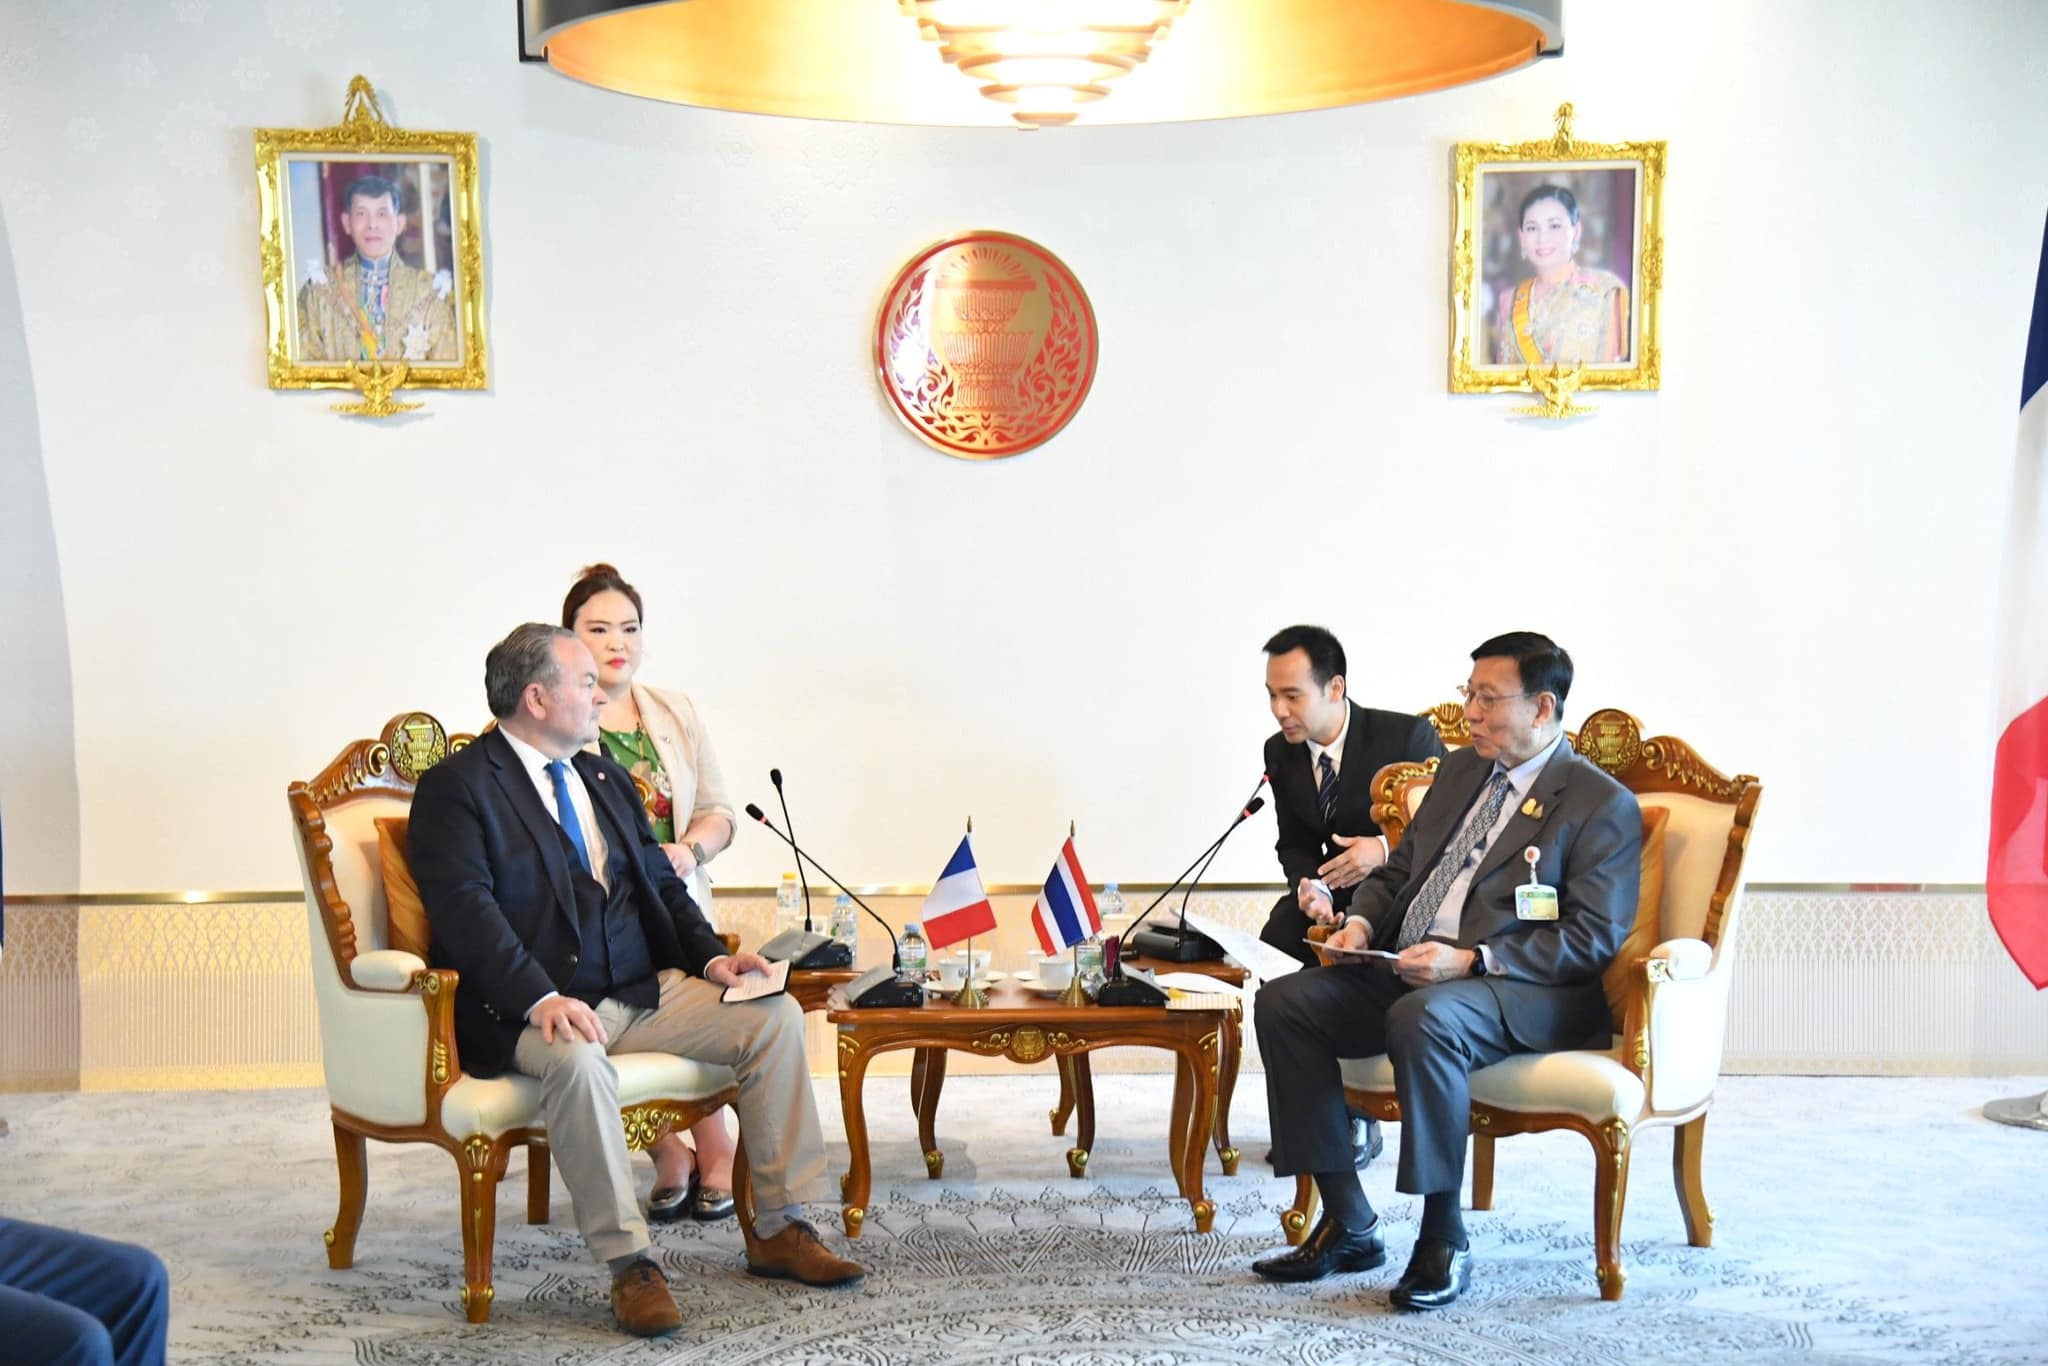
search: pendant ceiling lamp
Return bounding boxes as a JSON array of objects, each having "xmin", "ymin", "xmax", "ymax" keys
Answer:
[{"xmin": 520, "ymin": 0, "xmax": 1563, "ymax": 129}]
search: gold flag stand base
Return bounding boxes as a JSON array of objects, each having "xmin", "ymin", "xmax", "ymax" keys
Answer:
[
  {"xmin": 1058, "ymin": 942, "xmax": 1090, "ymax": 1006},
  {"xmin": 951, "ymin": 934, "xmax": 988, "ymax": 1008}
]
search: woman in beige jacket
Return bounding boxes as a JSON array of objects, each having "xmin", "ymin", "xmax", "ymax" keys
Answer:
[{"xmin": 565, "ymin": 563, "xmax": 740, "ymax": 1221}]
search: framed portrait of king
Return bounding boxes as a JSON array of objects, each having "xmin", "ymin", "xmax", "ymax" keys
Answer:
[
  {"xmin": 1450, "ymin": 105, "xmax": 1663, "ymax": 395},
  {"xmin": 255, "ymin": 79, "xmax": 487, "ymax": 393}
]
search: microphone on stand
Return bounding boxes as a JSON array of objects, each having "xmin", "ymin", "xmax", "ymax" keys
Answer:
[
  {"xmin": 1123, "ymin": 776, "xmax": 1269, "ymax": 964},
  {"xmin": 770, "ymin": 768, "xmax": 815, "ymax": 934},
  {"xmin": 750, "ymin": 772, "xmax": 853, "ymax": 969},
  {"xmin": 745, "ymin": 803, "xmax": 921, "ymax": 1007}
]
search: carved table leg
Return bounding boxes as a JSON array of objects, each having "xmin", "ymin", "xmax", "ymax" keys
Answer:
[
  {"xmin": 1177, "ymin": 1038, "xmax": 1218, "ymax": 1233},
  {"xmin": 1168, "ymin": 1052, "xmax": 1192, "ymax": 1187},
  {"xmin": 838, "ymin": 1039, "xmax": 874, "ymax": 1239},
  {"xmin": 1214, "ymin": 1009, "xmax": 1242, "ymax": 1175},
  {"xmin": 1051, "ymin": 1055, "xmax": 1077, "ymax": 1135},
  {"xmin": 325, "ymin": 1122, "xmax": 369, "ymax": 1269},
  {"xmin": 1066, "ymin": 1051, "xmax": 1096, "ymax": 1177},
  {"xmin": 915, "ymin": 1047, "xmax": 948, "ymax": 1178}
]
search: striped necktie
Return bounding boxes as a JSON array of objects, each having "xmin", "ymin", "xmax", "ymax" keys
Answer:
[
  {"xmin": 1395, "ymin": 770, "xmax": 1512, "ymax": 949},
  {"xmin": 1317, "ymin": 751, "xmax": 1338, "ymax": 826}
]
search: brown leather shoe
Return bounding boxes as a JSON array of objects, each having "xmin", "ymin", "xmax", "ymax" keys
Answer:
[
  {"xmin": 610, "ymin": 1258, "xmax": 683, "ymax": 1337},
  {"xmin": 745, "ymin": 1219, "xmax": 865, "ymax": 1287}
]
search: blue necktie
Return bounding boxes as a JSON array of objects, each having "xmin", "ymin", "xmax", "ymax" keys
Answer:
[
  {"xmin": 1396, "ymin": 770, "xmax": 1513, "ymax": 949},
  {"xmin": 1317, "ymin": 751, "xmax": 1339, "ymax": 826},
  {"xmin": 545, "ymin": 759, "xmax": 592, "ymax": 874}
]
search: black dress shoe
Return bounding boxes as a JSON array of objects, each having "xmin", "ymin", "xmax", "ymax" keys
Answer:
[
  {"xmin": 1389, "ymin": 1235, "xmax": 1473, "ymax": 1310},
  {"xmin": 1351, "ymin": 1115, "xmax": 1384, "ymax": 1170},
  {"xmin": 1251, "ymin": 1215, "xmax": 1387, "ymax": 1282}
]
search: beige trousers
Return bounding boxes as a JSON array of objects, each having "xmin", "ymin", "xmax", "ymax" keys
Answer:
[{"xmin": 512, "ymin": 968, "xmax": 824, "ymax": 1265}]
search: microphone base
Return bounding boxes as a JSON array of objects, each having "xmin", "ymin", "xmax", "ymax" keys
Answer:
[
  {"xmin": 1127, "ymin": 926, "xmax": 1227, "ymax": 963},
  {"xmin": 845, "ymin": 965, "xmax": 926, "ymax": 1009},
  {"xmin": 1093, "ymin": 968, "xmax": 1168, "ymax": 1008},
  {"xmin": 759, "ymin": 929, "xmax": 852, "ymax": 969}
]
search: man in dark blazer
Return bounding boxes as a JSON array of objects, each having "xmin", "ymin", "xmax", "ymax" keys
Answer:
[
  {"xmin": 1251, "ymin": 632, "xmax": 1640, "ymax": 1311},
  {"xmin": 407, "ymin": 624, "xmax": 862, "ymax": 1338},
  {"xmin": 1260, "ymin": 625, "xmax": 1447, "ymax": 968}
]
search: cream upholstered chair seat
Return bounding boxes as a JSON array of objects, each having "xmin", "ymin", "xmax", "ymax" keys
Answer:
[
  {"xmin": 1340, "ymin": 1044, "xmax": 1649, "ymax": 1124},
  {"xmin": 1286, "ymin": 708, "xmax": 1761, "ymax": 1302},
  {"xmin": 291, "ymin": 712, "xmax": 751, "ymax": 1324}
]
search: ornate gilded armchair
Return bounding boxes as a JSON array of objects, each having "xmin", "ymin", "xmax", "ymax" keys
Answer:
[
  {"xmin": 1286, "ymin": 708, "xmax": 1761, "ymax": 1301},
  {"xmin": 289, "ymin": 712, "xmax": 752, "ymax": 1323}
]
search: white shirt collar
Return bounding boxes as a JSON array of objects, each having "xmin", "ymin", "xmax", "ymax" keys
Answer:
[
  {"xmin": 1305, "ymin": 704, "xmax": 1351, "ymax": 773},
  {"xmin": 500, "ymin": 726, "xmax": 568, "ymax": 781}
]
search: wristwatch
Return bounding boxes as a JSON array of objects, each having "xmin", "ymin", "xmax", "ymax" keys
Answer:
[
  {"xmin": 1470, "ymin": 951, "xmax": 1489, "ymax": 978},
  {"xmin": 689, "ymin": 840, "xmax": 709, "ymax": 867}
]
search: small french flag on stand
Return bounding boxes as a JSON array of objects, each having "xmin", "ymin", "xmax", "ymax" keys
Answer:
[
  {"xmin": 919, "ymin": 835, "xmax": 997, "ymax": 950},
  {"xmin": 1031, "ymin": 838, "xmax": 1101, "ymax": 956}
]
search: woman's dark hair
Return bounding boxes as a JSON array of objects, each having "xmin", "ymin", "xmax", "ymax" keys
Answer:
[
  {"xmin": 562, "ymin": 563, "xmax": 643, "ymax": 629},
  {"xmin": 1517, "ymin": 183, "xmax": 1580, "ymax": 227}
]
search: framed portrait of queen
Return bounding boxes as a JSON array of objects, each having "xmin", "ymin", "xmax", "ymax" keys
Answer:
[
  {"xmin": 255, "ymin": 78, "xmax": 488, "ymax": 394},
  {"xmin": 1450, "ymin": 104, "xmax": 1664, "ymax": 396}
]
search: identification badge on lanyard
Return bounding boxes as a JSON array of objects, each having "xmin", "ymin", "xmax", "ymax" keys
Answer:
[{"xmin": 1515, "ymin": 846, "xmax": 1558, "ymax": 920}]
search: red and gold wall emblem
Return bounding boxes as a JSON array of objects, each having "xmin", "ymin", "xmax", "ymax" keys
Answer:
[{"xmin": 875, "ymin": 232, "xmax": 1099, "ymax": 460}]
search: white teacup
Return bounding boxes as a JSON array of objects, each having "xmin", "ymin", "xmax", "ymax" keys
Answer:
[
  {"xmin": 1035, "ymin": 955, "xmax": 1076, "ymax": 989},
  {"xmin": 936, "ymin": 957, "xmax": 970, "ymax": 989}
]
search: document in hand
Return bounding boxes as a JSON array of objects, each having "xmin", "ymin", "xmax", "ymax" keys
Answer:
[
  {"xmin": 1309, "ymin": 939, "xmax": 1399, "ymax": 961},
  {"xmin": 721, "ymin": 957, "xmax": 792, "ymax": 1004}
]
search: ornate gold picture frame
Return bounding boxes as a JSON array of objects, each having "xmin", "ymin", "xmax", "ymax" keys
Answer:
[
  {"xmin": 1451, "ymin": 104, "xmax": 1663, "ymax": 405},
  {"xmin": 255, "ymin": 77, "xmax": 487, "ymax": 408}
]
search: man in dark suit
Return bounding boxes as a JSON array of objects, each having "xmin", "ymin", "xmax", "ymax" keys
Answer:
[
  {"xmin": 0, "ymin": 816, "xmax": 173, "ymax": 1365},
  {"xmin": 1260, "ymin": 626, "xmax": 1446, "ymax": 1170},
  {"xmin": 407, "ymin": 624, "xmax": 862, "ymax": 1338},
  {"xmin": 1251, "ymin": 632, "xmax": 1640, "ymax": 1310},
  {"xmin": 1260, "ymin": 625, "xmax": 1447, "ymax": 967}
]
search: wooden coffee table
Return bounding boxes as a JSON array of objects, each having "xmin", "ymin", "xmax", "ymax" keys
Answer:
[
  {"xmin": 827, "ymin": 980, "xmax": 1239, "ymax": 1238},
  {"xmin": 1046, "ymin": 956, "xmax": 1251, "ymax": 1176}
]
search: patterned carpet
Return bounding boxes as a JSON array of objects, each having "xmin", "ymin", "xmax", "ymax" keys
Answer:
[{"xmin": 1, "ymin": 1073, "xmax": 2043, "ymax": 1364}]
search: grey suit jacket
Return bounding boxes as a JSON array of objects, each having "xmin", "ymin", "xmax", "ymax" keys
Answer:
[{"xmin": 1349, "ymin": 737, "xmax": 1641, "ymax": 1052}]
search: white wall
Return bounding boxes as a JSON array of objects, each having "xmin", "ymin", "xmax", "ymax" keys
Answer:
[{"xmin": 1, "ymin": 1, "xmax": 2043, "ymax": 893}]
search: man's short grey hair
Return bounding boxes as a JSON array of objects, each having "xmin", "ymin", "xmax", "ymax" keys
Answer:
[{"xmin": 484, "ymin": 623, "xmax": 575, "ymax": 720}]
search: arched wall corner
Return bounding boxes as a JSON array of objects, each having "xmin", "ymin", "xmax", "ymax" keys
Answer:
[{"xmin": 0, "ymin": 201, "xmax": 82, "ymax": 896}]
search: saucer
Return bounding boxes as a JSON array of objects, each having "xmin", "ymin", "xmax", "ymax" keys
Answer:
[
  {"xmin": 1012, "ymin": 974, "xmax": 1078, "ymax": 997},
  {"xmin": 924, "ymin": 976, "xmax": 997, "ymax": 993}
]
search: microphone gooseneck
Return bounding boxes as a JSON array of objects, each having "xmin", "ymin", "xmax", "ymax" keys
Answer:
[
  {"xmin": 747, "ymin": 805, "xmax": 903, "ymax": 973},
  {"xmin": 769, "ymin": 767, "xmax": 813, "ymax": 933},
  {"xmin": 1117, "ymin": 775, "xmax": 1270, "ymax": 956},
  {"xmin": 1176, "ymin": 794, "xmax": 1265, "ymax": 951}
]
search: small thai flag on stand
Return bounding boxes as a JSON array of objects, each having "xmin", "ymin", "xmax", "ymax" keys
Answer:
[
  {"xmin": 919, "ymin": 835, "xmax": 997, "ymax": 950},
  {"xmin": 1031, "ymin": 839, "xmax": 1101, "ymax": 956}
]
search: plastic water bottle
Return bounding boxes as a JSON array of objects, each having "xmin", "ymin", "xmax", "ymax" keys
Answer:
[
  {"xmin": 1081, "ymin": 882, "xmax": 1122, "ymax": 989},
  {"xmin": 775, "ymin": 872, "xmax": 801, "ymax": 934},
  {"xmin": 898, "ymin": 922, "xmax": 929, "ymax": 980},
  {"xmin": 830, "ymin": 893, "xmax": 858, "ymax": 950}
]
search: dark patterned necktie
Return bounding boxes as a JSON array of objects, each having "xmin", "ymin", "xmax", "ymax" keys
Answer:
[
  {"xmin": 1317, "ymin": 751, "xmax": 1338, "ymax": 826},
  {"xmin": 1395, "ymin": 771, "xmax": 1512, "ymax": 949}
]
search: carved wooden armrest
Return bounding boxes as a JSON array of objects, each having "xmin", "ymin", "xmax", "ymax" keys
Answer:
[
  {"xmin": 1306, "ymin": 923, "xmax": 1337, "ymax": 968},
  {"xmin": 719, "ymin": 931, "xmax": 741, "ymax": 956},
  {"xmin": 412, "ymin": 966, "xmax": 464, "ymax": 1099},
  {"xmin": 1619, "ymin": 938, "xmax": 1719, "ymax": 1082}
]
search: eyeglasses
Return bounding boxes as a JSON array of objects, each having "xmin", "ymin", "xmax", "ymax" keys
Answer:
[{"xmin": 1456, "ymin": 685, "xmax": 1534, "ymax": 712}]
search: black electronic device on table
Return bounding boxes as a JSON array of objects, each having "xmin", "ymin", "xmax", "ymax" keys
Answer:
[{"xmin": 744, "ymin": 778, "xmax": 921, "ymax": 1008}]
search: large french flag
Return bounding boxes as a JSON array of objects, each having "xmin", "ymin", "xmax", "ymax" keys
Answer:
[
  {"xmin": 920, "ymin": 835, "xmax": 997, "ymax": 950},
  {"xmin": 1031, "ymin": 838, "xmax": 1101, "ymax": 956},
  {"xmin": 1989, "ymin": 212, "xmax": 2048, "ymax": 991}
]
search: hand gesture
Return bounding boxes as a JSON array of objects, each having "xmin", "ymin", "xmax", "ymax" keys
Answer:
[
  {"xmin": 1317, "ymin": 833, "xmax": 1385, "ymax": 890},
  {"xmin": 706, "ymin": 951, "xmax": 773, "ymax": 988}
]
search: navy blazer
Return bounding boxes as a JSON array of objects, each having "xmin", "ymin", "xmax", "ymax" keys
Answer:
[
  {"xmin": 406, "ymin": 728, "xmax": 728, "ymax": 1077},
  {"xmin": 1350, "ymin": 738, "xmax": 1641, "ymax": 1052}
]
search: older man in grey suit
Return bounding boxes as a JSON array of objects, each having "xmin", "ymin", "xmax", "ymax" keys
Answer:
[{"xmin": 1250, "ymin": 631, "xmax": 1640, "ymax": 1310}]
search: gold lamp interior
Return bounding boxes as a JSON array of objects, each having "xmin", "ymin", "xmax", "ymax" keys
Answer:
[{"xmin": 524, "ymin": 0, "xmax": 1563, "ymax": 128}]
